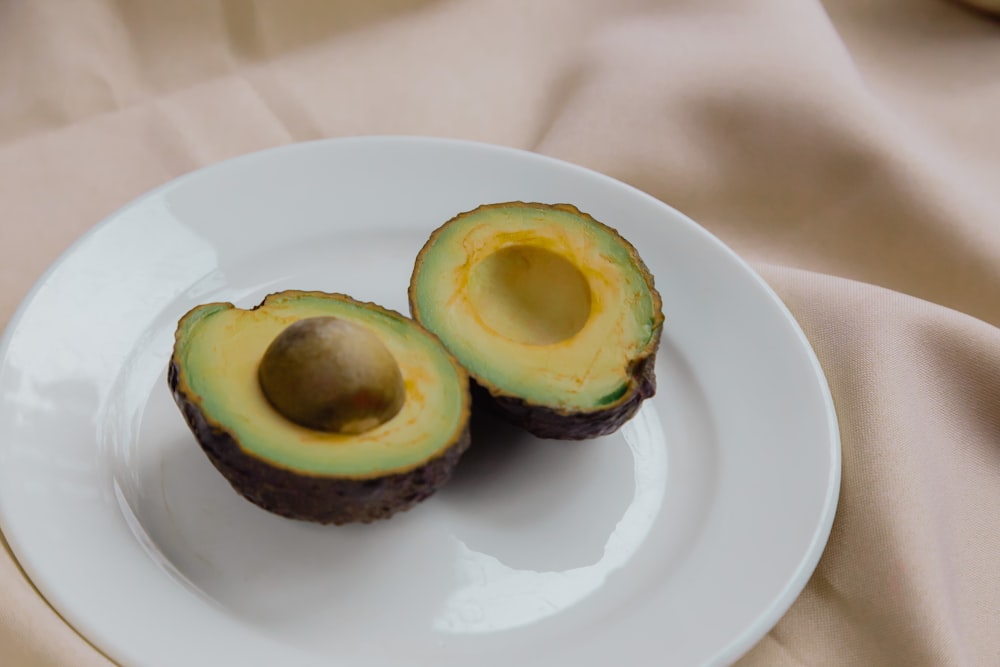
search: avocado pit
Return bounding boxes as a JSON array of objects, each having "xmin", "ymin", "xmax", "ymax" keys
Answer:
[{"xmin": 258, "ymin": 316, "xmax": 405, "ymax": 434}]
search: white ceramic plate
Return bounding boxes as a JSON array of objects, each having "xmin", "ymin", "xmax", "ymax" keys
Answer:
[{"xmin": 0, "ymin": 137, "xmax": 839, "ymax": 667}]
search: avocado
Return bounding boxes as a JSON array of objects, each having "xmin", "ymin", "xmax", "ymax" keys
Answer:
[
  {"xmin": 168, "ymin": 290, "xmax": 471, "ymax": 524},
  {"xmin": 408, "ymin": 202, "xmax": 663, "ymax": 440}
]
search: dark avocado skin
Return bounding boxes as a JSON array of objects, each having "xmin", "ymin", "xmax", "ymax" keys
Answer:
[
  {"xmin": 470, "ymin": 329, "xmax": 660, "ymax": 439},
  {"xmin": 169, "ymin": 359, "xmax": 471, "ymax": 524}
]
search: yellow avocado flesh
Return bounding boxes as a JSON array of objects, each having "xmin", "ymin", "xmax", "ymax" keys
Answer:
[
  {"xmin": 411, "ymin": 204, "xmax": 660, "ymax": 410},
  {"xmin": 174, "ymin": 293, "xmax": 467, "ymax": 477}
]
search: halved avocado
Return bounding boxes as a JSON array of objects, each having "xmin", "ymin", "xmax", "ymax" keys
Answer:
[
  {"xmin": 408, "ymin": 202, "xmax": 663, "ymax": 440},
  {"xmin": 168, "ymin": 290, "xmax": 471, "ymax": 524}
]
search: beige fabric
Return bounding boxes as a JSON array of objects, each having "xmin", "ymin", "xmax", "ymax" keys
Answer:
[{"xmin": 2, "ymin": 0, "xmax": 999, "ymax": 664}]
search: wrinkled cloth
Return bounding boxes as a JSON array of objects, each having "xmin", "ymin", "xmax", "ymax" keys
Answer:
[{"xmin": 2, "ymin": 1, "xmax": 999, "ymax": 665}]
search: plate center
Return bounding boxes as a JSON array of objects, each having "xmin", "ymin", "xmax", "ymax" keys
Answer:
[
  {"xmin": 124, "ymin": 366, "xmax": 662, "ymax": 640},
  {"xmin": 104, "ymin": 234, "xmax": 717, "ymax": 662}
]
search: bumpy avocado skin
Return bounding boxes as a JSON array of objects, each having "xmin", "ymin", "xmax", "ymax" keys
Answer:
[
  {"xmin": 409, "ymin": 202, "xmax": 664, "ymax": 440},
  {"xmin": 168, "ymin": 291, "xmax": 472, "ymax": 525},
  {"xmin": 472, "ymin": 330, "xmax": 660, "ymax": 440},
  {"xmin": 169, "ymin": 360, "xmax": 471, "ymax": 524}
]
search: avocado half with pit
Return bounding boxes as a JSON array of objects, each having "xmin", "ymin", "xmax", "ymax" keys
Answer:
[
  {"xmin": 168, "ymin": 290, "xmax": 471, "ymax": 524},
  {"xmin": 408, "ymin": 202, "xmax": 663, "ymax": 439}
]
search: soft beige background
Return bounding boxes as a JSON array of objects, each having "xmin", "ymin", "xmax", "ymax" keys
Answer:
[{"xmin": 2, "ymin": 1, "xmax": 999, "ymax": 665}]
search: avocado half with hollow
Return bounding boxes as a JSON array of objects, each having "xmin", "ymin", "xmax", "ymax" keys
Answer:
[
  {"xmin": 408, "ymin": 202, "xmax": 663, "ymax": 439},
  {"xmin": 168, "ymin": 290, "xmax": 471, "ymax": 524}
]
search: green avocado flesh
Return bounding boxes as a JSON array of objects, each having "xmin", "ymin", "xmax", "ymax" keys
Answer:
[
  {"xmin": 172, "ymin": 291, "xmax": 469, "ymax": 478},
  {"xmin": 409, "ymin": 202, "xmax": 663, "ymax": 436}
]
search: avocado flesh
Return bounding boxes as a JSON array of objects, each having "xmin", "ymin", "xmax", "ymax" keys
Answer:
[
  {"xmin": 169, "ymin": 291, "xmax": 471, "ymax": 524},
  {"xmin": 409, "ymin": 202, "xmax": 663, "ymax": 439}
]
